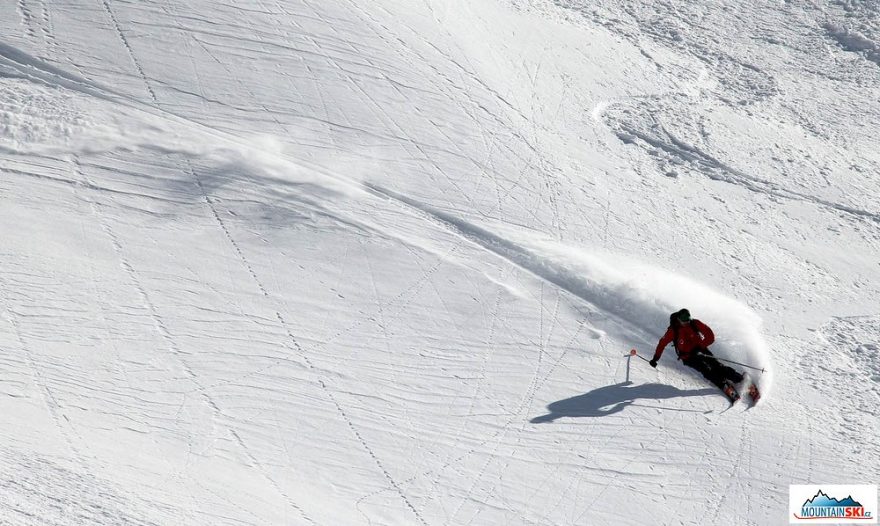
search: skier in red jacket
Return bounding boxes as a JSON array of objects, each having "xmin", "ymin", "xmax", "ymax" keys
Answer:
[{"xmin": 650, "ymin": 308, "xmax": 745, "ymax": 401}]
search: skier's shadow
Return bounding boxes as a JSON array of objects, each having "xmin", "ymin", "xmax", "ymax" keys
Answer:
[{"xmin": 530, "ymin": 382, "xmax": 717, "ymax": 423}]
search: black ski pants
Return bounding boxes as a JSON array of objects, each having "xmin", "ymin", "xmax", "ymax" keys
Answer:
[{"xmin": 682, "ymin": 353, "xmax": 744, "ymax": 388}]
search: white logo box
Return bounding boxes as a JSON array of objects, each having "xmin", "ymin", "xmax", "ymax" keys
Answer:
[{"xmin": 790, "ymin": 485, "xmax": 878, "ymax": 524}]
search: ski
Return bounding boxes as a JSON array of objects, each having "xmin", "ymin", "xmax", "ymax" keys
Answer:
[
  {"xmin": 747, "ymin": 383, "xmax": 761, "ymax": 405},
  {"xmin": 721, "ymin": 379, "xmax": 741, "ymax": 404},
  {"xmin": 738, "ymin": 373, "xmax": 761, "ymax": 407}
]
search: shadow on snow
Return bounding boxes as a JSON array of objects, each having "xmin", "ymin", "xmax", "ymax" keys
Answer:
[{"xmin": 530, "ymin": 382, "xmax": 717, "ymax": 423}]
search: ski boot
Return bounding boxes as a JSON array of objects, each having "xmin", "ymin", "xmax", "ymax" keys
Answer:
[
  {"xmin": 747, "ymin": 383, "xmax": 761, "ymax": 404},
  {"xmin": 721, "ymin": 379, "xmax": 740, "ymax": 403}
]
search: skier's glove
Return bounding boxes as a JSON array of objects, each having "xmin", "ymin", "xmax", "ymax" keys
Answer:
[
  {"xmin": 649, "ymin": 358, "xmax": 658, "ymax": 368},
  {"xmin": 698, "ymin": 348, "xmax": 714, "ymax": 356}
]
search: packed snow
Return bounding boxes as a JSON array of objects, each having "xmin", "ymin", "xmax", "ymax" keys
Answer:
[{"xmin": 0, "ymin": 0, "xmax": 877, "ymax": 525}]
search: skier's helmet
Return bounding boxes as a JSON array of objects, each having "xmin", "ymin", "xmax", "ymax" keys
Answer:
[
  {"xmin": 670, "ymin": 309, "xmax": 691, "ymax": 326},
  {"xmin": 676, "ymin": 308, "xmax": 691, "ymax": 323}
]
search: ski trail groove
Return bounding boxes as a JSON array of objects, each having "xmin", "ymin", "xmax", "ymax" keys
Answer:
[
  {"xmin": 320, "ymin": 242, "xmax": 462, "ymax": 350},
  {"xmin": 229, "ymin": 428, "xmax": 316, "ymax": 526},
  {"xmin": 187, "ymin": 164, "xmax": 427, "ymax": 526},
  {"xmin": 612, "ymin": 120, "xmax": 880, "ymax": 226},
  {"xmin": 0, "ymin": 298, "xmax": 76, "ymax": 458},
  {"xmin": 17, "ymin": 0, "xmax": 38, "ymax": 40},
  {"xmin": 710, "ymin": 417, "xmax": 750, "ymax": 524},
  {"xmin": 446, "ymin": 296, "xmax": 577, "ymax": 523},
  {"xmin": 365, "ymin": 183, "xmax": 653, "ymax": 343},
  {"xmin": 0, "ymin": 281, "xmax": 140, "ymax": 523},
  {"xmin": 70, "ymin": 157, "xmax": 225, "ymax": 446},
  {"xmin": 99, "ymin": 0, "xmax": 159, "ymax": 104},
  {"xmin": 37, "ymin": 0, "xmax": 56, "ymax": 50},
  {"xmin": 68, "ymin": 162, "xmax": 192, "ymax": 521},
  {"xmin": 345, "ymin": 0, "xmax": 546, "ymax": 214},
  {"xmin": 185, "ymin": 164, "xmax": 318, "ymax": 525}
]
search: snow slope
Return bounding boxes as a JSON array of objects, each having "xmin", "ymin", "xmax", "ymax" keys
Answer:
[{"xmin": 0, "ymin": 0, "xmax": 877, "ymax": 524}]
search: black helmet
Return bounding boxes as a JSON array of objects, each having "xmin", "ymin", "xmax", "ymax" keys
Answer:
[{"xmin": 670, "ymin": 308, "xmax": 691, "ymax": 325}]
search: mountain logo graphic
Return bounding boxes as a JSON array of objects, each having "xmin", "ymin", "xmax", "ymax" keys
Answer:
[
  {"xmin": 795, "ymin": 490, "xmax": 873, "ymax": 520},
  {"xmin": 803, "ymin": 491, "xmax": 863, "ymax": 508}
]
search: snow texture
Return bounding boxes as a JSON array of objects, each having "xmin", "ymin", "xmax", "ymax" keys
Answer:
[{"xmin": 0, "ymin": 0, "xmax": 878, "ymax": 525}]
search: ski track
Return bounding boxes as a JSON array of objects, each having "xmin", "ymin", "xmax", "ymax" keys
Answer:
[
  {"xmin": 15, "ymin": 0, "xmax": 55, "ymax": 45},
  {"xmin": 187, "ymin": 162, "xmax": 423, "ymax": 525},
  {"xmin": 68, "ymin": 155, "xmax": 228, "ymax": 521},
  {"xmin": 362, "ymin": 182, "xmax": 769, "ymax": 518},
  {"xmin": 610, "ymin": 120, "xmax": 880, "ymax": 226},
  {"xmin": 185, "ymin": 163, "xmax": 319, "ymax": 525},
  {"xmin": 0, "ymin": 278, "xmax": 154, "ymax": 525},
  {"xmin": 358, "ymin": 314, "xmax": 594, "ymax": 523},
  {"xmin": 343, "ymin": 127, "xmax": 618, "ymax": 519},
  {"xmin": 39, "ymin": 0, "xmax": 56, "ymax": 50},
  {"xmin": 69, "ymin": 159, "xmax": 208, "ymax": 523},
  {"xmin": 99, "ymin": 0, "xmax": 159, "ymax": 104},
  {"xmin": 347, "ymin": 0, "xmax": 563, "ymax": 227},
  {"xmin": 1, "ymin": 1, "xmax": 877, "ymax": 524},
  {"xmin": 0, "ymin": 292, "xmax": 77, "ymax": 465},
  {"xmin": 364, "ymin": 183, "xmax": 655, "ymax": 343},
  {"xmin": 228, "ymin": 428, "xmax": 315, "ymax": 526},
  {"xmin": 0, "ymin": 453, "xmax": 162, "ymax": 526},
  {"xmin": 18, "ymin": 0, "xmax": 56, "ymax": 51},
  {"xmin": 17, "ymin": 0, "xmax": 38, "ymax": 41}
]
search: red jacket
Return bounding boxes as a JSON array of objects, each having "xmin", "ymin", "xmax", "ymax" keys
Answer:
[{"xmin": 653, "ymin": 319, "xmax": 715, "ymax": 361}]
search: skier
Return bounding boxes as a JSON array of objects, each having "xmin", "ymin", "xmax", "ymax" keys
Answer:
[{"xmin": 649, "ymin": 308, "xmax": 752, "ymax": 402}]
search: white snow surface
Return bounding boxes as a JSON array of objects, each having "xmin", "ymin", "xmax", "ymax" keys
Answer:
[{"xmin": 0, "ymin": 0, "xmax": 878, "ymax": 524}]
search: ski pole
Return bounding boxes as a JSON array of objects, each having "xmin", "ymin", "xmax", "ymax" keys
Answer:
[
  {"xmin": 624, "ymin": 349, "xmax": 651, "ymax": 381},
  {"xmin": 628, "ymin": 349, "xmax": 764, "ymax": 373},
  {"xmin": 627, "ymin": 348, "xmax": 651, "ymax": 363},
  {"xmin": 714, "ymin": 356, "xmax": 765, "ymax": 373}
]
